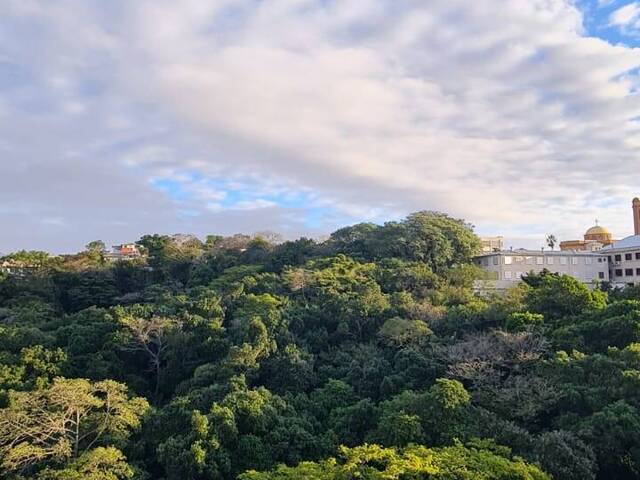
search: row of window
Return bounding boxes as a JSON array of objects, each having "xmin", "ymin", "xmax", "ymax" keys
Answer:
[
  {"xmin": 479, "ymin": 255, "xmax": 603, "ymax": 266},
  {"xmin": 610, "ymin": 252, "xmax": 640, "ymax": 262},
  {"xmin": 613, "ymin": 268, "xmax": 640, "ymax": 277},
  {"xmin": 503, "ymin": 271, "xmax": 606, "ymax": 280}
]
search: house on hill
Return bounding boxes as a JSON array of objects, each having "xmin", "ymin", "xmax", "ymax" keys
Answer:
[{"xmin": 104, "ymin": 243, "xmax": 142, "ymax": 261}]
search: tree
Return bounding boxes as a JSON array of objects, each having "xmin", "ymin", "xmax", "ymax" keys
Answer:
[
  {"xmin": 370, "ymin": 379, "xmax": 472, "ymax": 447},
  {"xmin": 85, "ymin": 241, "xmax": 106, "ymax": 254},
  {"xmin": 323, "ymin": 212, "xmax": 481, "ymax": 272},
  {"xmin": 546, "ymin": 235, "xmax": 557, "ymax": 251},
  {"xmin": 36, "ymin": 447, "xmax": 134, "ymax": 480},
  {"xmin": 533, "ymin": 431, "xmax": 596, "ymax": 480},
  {"xmin": 266, "ymin": 238, "xmax": 318, "ymax": 272},
  {"xmin": 239, "ymin": 443, "xmax": 550, "ymax": 479},
  {"xmin": 523, "ymin": 272, "xmax": 606, "ymax": 322},
  {"xmin": 117, "ymin": 312, "xmax": 180, "ymax": 401},
  {"xmin": 574, "ymin": 400, "xmax": 640, "ymax": 478},
  {"xmin": 0, "ymin": 378, "xmax": 148, "ymax": 474},
  {"xmin": 378, "ymin": 317, "xmax": 432, "ymax": 347}
]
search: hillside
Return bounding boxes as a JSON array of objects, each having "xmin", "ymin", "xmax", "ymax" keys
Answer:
[{"xmin": 1, "ymin": 211, "xmax": 639, "ymax": 479}]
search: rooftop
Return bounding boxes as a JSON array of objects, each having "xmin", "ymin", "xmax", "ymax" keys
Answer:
[
  {"xmin": 601, "ymin": 235, "xmax": 640, "ymax": 251},
  {"xmin": 475, "ymin": 249, "xmax": 606, "ymax": 257}
]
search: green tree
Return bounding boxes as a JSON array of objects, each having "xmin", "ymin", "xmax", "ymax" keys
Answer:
[
  {"xmin": 0, "ymin": 378, "xmax": 148, "ymax": 474},
  {"xmin": 239, "ymin": 443, "xmax": 550, "ymax": 479},
  {"xmin": 36, "ymin": 447, "xmax": 134, "ymax": 480},
  {"xmin": 523, "ymin": 271, "xmax": 606, "ymax": 322},
  {"xmin": 378, "ymin": 317, "xmax": 432, "ymax": 347}
]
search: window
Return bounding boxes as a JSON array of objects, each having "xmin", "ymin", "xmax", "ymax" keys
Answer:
[
  {"xmin": 585, "ymin": 257, "xmax": 592, "ymax": 265},
  {"xmin": 546, "ymin": 257, "xmax": 554, "ymax": 265},
  {"xmin": 636, "ymin": 253, "xmax": 640, "ymax": 260},
  {"xmin": 560, "ymin": 257, "xmax": 567, "ymax": 265},
  {"xmin": 493, "ymin": 256, "xmax": 499, "ymax": 265},
  {"xmin": 515, "ymin": 272, "xmax": 522, "ymax": 279},
  {"xmin": 599, "ymin": 272, "xmax": 605, "ymax": 279},
  {"xmin": 572, "ymin": 257, "xmax": 579, "ymax": 265},
  {"xmin": 505, "ymin": 271, "xmax": 513, "ymax": 279},
  {"xmin": 526, "ymin": 257, "xmax": 534, "ymax": 265},
  {"xmin": 608, "ymin": 256, "xmax": 612, "ymax": 262},
  {"xmin": 504, "ymin": 256, "xmax": 512, "ymax": 265},
  {"xmin": 482, "ymin": 258, "xmax": 489, "ymax": 266},
  {"xmin": 626, "ymin": 269, "xmax": 634, "ymax": 276},
  {"xmin": 615, "ymin": 254, "xmax": 622, "ymax": 262},
  {"xmin": 636, "ymin": 268, "xmax": 640, "ymax": 276},
  {"xmin": 514, "ymin": 256, "xmax": 524, "ymax": 263},
  {"xmin": 626, "ymin": 253, "xmax": 633, "ymax": 261},
  {"xmin": 536, "ymin": 257, "xmax": 544, "ymax": 265},
  {"xmin": 616, "ymin": 269, "xmax": 623, "ymax": 276}
]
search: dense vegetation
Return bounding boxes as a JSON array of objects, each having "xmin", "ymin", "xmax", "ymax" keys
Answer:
[{"xmin": 1, "ymin": 211, "xmax": 639, "ymax": 479}]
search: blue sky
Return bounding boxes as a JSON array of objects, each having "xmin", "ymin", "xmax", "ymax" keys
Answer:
[
  {"xmin": 581, "ymin": 0, "xmax": 640, "ymax": 45},
  {"xmin": 1, "ymin": 0, "xmax": 640, "ymax": 253}
]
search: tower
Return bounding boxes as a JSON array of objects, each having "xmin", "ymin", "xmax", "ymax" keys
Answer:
[{"xmin": 634, "ymin": 198, "xmax": 640, "ymax": 236}]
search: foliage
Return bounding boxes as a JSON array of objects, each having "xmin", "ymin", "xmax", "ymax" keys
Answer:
[
  {"xmin": 0, "ymin": 378, "xmax": 148, "ymax": 475},
  {"xmin": 1, "ymin": 212, "xmax": 638, "ymax": 480},
  {"xmin": 238, "ymin": 443, "xmax": 549, "ymax": 479}
]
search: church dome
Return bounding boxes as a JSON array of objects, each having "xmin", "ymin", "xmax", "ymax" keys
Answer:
[{"xmin": 585, "ymin": 225, "xmax": 610, "ymax": 236}]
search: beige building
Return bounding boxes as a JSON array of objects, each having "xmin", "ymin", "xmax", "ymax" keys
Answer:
[
  {"xmin": 560, "ymin": 224, "xmax": 614, "ymax": 251},
  {"xmin": 480, "ymin": 236, "xmax": 504, "ymax": 252},
  {"xmin": 560, "ymin": 198, "xmax": 640, "ymax": 286},
  {"xmin": 474, "ymin": 249, "xmax": 609, "ymax": 291}
]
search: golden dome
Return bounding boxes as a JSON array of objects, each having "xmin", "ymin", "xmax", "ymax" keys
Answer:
[{"xmin": 585, "ymin": 225, "xmax": 610, "ymax": 235}]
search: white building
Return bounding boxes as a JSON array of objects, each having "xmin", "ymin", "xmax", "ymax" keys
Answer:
[
  {"xmin": 480, "ymin": 236, "xmax": 504, "ymax": 252},
  {"xmin": 104, "ymin": 243, "xmax": 142, "ymax": 262},
  {"xmin": 473, "ymin": 249, "xmax": 609, "ymax": 291},
  {"xmin": 601, "ymin": 235, "xmax": 640, "ymax": 286}
]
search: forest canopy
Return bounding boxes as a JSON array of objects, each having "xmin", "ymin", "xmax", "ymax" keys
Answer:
[{"xmin": 1, "ymin": 211, "xmax": 639, "ymax": 479}]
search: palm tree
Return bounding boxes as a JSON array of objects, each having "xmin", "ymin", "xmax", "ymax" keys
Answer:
[{"xmin": 546, "ymin": 234, "xmax": 557, "ymax": 251}]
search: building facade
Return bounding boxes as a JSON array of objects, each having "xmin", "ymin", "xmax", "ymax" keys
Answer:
[
  {"xmin": 474, "ymin": 249, "xmax": 609, "ymax": 291},
  {"xmin": 480, "ymin": 236, "xmax": 504, "ymax": 252},
  {"xmin": 104, "ymin": 244, "xmax": 142, "ymax": 261},
  {"xmin": 601, "ymin": 235, "xmax": 640, "ymax": 286}
]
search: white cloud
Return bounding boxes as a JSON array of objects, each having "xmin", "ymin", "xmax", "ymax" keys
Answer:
[
  {"xmin": 1, "ymin": 0, "xmax": 640, "ymax": 252},
  {"xmin": 609, "ymin": 2, "xmax": 640, "ymax": 31}
]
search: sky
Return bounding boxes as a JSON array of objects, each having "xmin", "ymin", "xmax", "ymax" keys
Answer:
[{"xmin": 1, "ymin": 0, "xmax": 640, "ymax": 254}]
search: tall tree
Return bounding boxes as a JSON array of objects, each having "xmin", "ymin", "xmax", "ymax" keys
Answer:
[
  {"xmin": 118, "ymin": 314, "xmax": 180, "ymax": 401},
  {"xmin": 0, "ymin": 378, "xmax": 148, "ymax": 474}
]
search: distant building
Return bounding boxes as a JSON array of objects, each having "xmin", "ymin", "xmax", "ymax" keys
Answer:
[
  {"xmin": 480, "ymin": 236, "xmax": 504, "ymax": 252},
  {"xmin": 104, "ymin": 243, "xmax": 142, "ymax": 261},
  {"xmin": 560, "ymin": 223, "xmax": 614, "ymax": 251},
  {"xmin": 553, "ymin": 198, "xmax": 640, "ymax": 286},
  {"xmin": 0, "ymin": 260, "xmax": 31, "ymax": 276},
  {"xmin": 0, "ymin": 259, "xmax": 47, "ymax": 276},
  {"xmin": 601, "ymin": 235, "xmax": 640, "ymax": 286},
  {"xmin": 474, "ymin": 249, "xmax": 608, "ymax": 291}
]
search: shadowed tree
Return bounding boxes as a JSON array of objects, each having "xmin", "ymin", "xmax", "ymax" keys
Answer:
[{"xmin": 118, "ymin": 314, "xmax": 180, "ymax": 402}]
